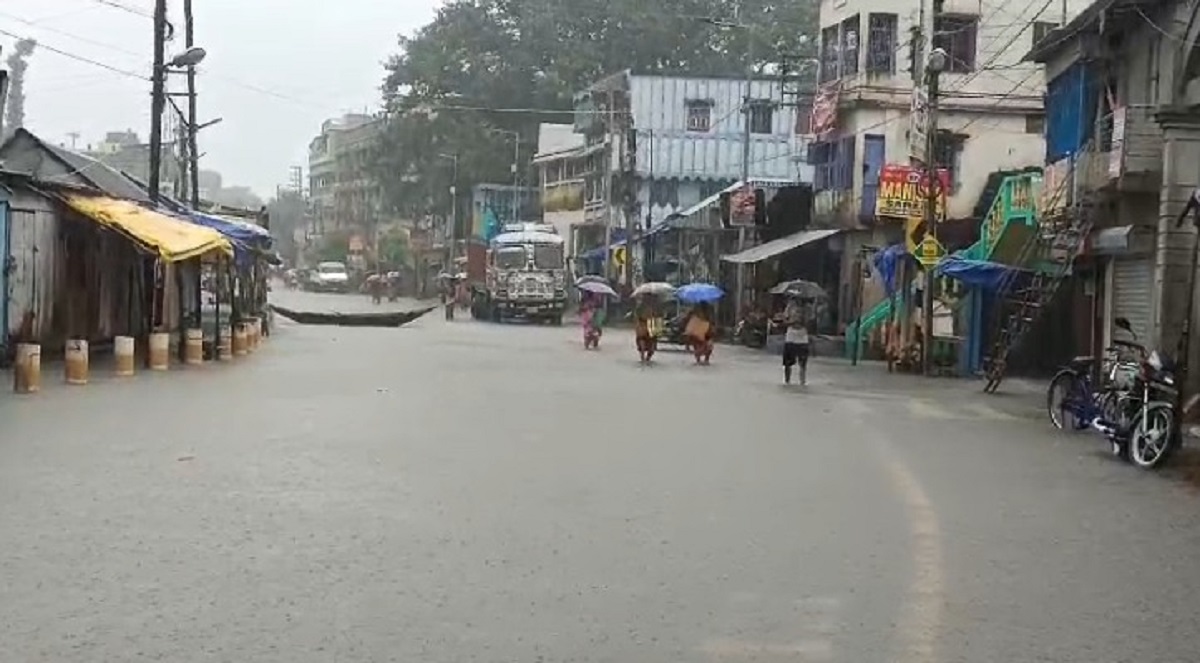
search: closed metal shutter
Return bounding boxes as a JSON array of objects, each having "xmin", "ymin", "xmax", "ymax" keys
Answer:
[{"xmin": 1111, "ymin": 258, "xmax": 1154, "ymax": 342}]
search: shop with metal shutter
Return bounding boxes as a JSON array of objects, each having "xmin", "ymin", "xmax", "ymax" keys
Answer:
[{"xmin": 1109, "ymin": 257, "xmax": 1154, "ymax": 343}]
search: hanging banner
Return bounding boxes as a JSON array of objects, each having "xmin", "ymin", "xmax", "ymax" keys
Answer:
[
  {"xmin": 729, "ymin": 185, "xmax": 757, "ymax": 227},
  {"xmin": 908, "ymin": 88, "xmax": 929, "ymax": 163},
  {"xmin": 1109, "ymin": 105, "xmax": 1126, "ymax": 179},
  {"xmin": 875, "ymin": 164, "xmax": 950, "ymax": 222},
  {"xmin": 806, "ymin": 81, "xmax": 841, "ymax": 138}
]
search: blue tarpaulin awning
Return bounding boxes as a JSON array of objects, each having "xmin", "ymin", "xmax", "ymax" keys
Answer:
[{"xmin": 935, "ymin": 255, "xmax": 1027, "ymax": 291}]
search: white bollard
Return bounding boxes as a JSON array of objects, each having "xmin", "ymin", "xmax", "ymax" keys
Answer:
[
  {"xmin": 114, "ymin": 336, "xmax": 136, "ymax": 377},
  {"xmin": 64, "ymin": 339, "xmax": 89, "ymax": 385}
]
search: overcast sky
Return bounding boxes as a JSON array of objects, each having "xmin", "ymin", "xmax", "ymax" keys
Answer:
[{"xmin": 2, "ymin": 0, "xmax": 441, "ymax": 197}]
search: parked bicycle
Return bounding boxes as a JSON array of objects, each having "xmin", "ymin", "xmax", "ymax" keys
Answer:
[{"xmin": 1046, "ymin": 318, "xmax": 1143, "ymax": 457}]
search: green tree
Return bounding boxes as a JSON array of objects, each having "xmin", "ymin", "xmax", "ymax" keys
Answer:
[
  {"xmin": 374, "ymin": 0, "xmax": 818, "ymax": 221},
  {"xmin": 377, "ymin": 229, "xmax": 411, "ymax": 268}
]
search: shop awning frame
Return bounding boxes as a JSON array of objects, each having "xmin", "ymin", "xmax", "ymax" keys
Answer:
[
  {"xmin": 61, "ymin": 193, "xmax": 232, "ymax": 262},
  {"xmin": 721, "ymin": 228, "xmax": 841, "ymax": 264}
]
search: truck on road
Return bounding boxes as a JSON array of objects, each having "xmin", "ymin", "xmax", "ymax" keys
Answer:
[{"xmin": 470, "ymin": 225, "xmax": 567, "ymax": 324}]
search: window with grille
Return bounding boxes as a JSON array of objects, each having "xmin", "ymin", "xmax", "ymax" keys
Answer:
[
  {"xmin": 866, "ymin": 13, "xmax": 897, "ymax": 74},
  {"xmin": 749, "ymin": 101, "xmax": 774, "ymax": 134},
  {"xmin": 933, "ymin": 15, "xmax": 978, "ymax": 73},
  {"xmin": 820, "ymin": 25, "xmax": 840, "ymax": 82},
  {"xmin": 1032, "ymin": 21, "xmax": 1058, "ymax": 48},
  {"xmin": 685, "ymin": 100, "xmax": 713, "ymax": 132},
  {"xmin": 841, "ymin": 15, "xmax": 860, "ymax": 76}
]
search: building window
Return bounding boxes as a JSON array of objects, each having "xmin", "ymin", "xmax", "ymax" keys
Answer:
[
  {"xmin": 809, "ymin": 137, "xmax": 855, "ymax": 192},
  {"xmin": 841, "ymin": 16, "xmax": 861, "ymax": 76},
  {"xmin": 866, "ymin": 13, "xmax": 898, "ymax": 74},
  {"xmin": 933, "ymin": 15, "xmax": 978, "ymax": 73},
  {"xmin": 749, "ymin": 101, "xmax": 774, "ymax": 134},
  {"xmin": 685, "ymin": 100, "xmax": 713, "ymax": 132},
  {"xmin": 1032, "ymin": 21, "xmax": 1058, "ymax": 48},
  {"xmin": 820, "ymin": 25, "xmax": 840, "ymax": 83},
  {"xmin": 1025, "ymin": 114, "xmax": 1045, "ymax": 135},
  {"xmin": 933, "ymin": 131, "xmax": 967, "ymax": 191}
]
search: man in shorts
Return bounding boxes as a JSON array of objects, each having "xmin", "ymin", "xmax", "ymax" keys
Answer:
[{"xmin": 783, "ymin": 299, "xmax": 810, "ymax": 385}]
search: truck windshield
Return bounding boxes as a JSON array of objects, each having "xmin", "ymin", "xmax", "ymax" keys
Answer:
[
  {"xmin": 495, "ymin": 247, "xmax": 527, "ymax": 270},
  {"xmin": 318, "ymin": 263, "xmax": 346, "ymax": 274},
  {"xmin": 533, "ymin": 245, "xmax": 564, "ymax": 269}
]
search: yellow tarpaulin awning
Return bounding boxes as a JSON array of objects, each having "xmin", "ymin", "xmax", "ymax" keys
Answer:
[{"xmin": 63, "ymin": 193, "xmax": 232, "ymax": 262}]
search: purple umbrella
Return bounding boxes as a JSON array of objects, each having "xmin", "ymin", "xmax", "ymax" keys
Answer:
[{"xmin": 577, "ymin": 280, "xmax": 619, "ymax": 297}]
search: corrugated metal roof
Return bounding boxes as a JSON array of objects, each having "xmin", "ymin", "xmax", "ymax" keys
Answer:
[
  {"xmin": 628, "ymin": 76, "xmax": 805, "ymax": 182},
  {"xmin": 722, "ymin": 229, "xmax": 841, "ymax": 264},
  {"xmin": 535, "ymin": 124, "xmax": 586, "ymax": 159}
]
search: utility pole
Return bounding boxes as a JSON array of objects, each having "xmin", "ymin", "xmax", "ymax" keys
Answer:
[
  {"xmin": 734, "ymin": 3, "xmax": 755, "ymax": 323},
  {"xmin": 147, "ymin": 0, "xmax": 167, "ymax": 202},
  {"xmin": 184, "ymin": 0, "xmax": 200, "ymax": 208},
  {"xmin": 921, "ymin": 1, "xmax": 947, "ymax": 376},
  {"xmin": 511, "ymin": 134, "xmax": 520, "ymax": 224}
]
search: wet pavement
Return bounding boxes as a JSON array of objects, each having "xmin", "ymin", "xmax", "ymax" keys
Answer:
[{"xmin": 2, "ymin": 290, "xmax": 1199, "ymax": 662}]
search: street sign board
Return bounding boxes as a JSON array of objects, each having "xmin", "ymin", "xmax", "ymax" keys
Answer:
[
  {"xmin": 876, "ymin": 164, "xmax": 950, "ymax": 222},
  {"xmin": 613, "ymin": 245, "xmax": 627, "ymax": 267},
  {"xmin": 915, "ymin": 233, "xmax": 944, "ymax": 267}
]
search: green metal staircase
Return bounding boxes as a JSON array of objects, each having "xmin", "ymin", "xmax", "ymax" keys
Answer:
[
  {"xmin": 845, "ymin": 171, "xmax": 1043, "ymax": 358},
  {"xmin": 981, "ymin": 199, "xmax": 1095, "ymax": 393}
]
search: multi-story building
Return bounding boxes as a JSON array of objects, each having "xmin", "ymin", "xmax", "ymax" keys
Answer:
[
  {"xmin": 1028, "ymin": 0, "xmax": 1200, "ymax": 387},
  {"xmin": 307, "ymin": 113, "xmax": 380, "ymax": 235},
  {"xmin": 812, "ymin": 0, "xmax": 1092, "ymax": 227},
  {"xmin": 532, "ymin": 123, "xmax": 602, "ymax": 258},
  {"xmin": 571, "ymin": 71, "xmax": 812, "ymax": 285},
  {"xmin": 83, "ymin": 130, "xmax": 178, "ymax": 196}
]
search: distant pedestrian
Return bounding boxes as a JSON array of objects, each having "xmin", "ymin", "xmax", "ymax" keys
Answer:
[
  {"xmin": 782, "ymin": 299, "xmax": 810, "ymax": 385},
  {"xmin": 633, "ymin": 297, "xmax": 659, "ymax": 364},
  {"xmin": 684, "ymin": 302, "xmax": 715, "ymax": 365}
]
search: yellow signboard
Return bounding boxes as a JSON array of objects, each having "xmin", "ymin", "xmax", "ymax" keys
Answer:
[
  {"xmin": 915, "ymin": 233, "xmax": 944, "ymax": 267},
  {"xmin": 613, "ymin": 246, "xmax": 627, "ymax": 267}
]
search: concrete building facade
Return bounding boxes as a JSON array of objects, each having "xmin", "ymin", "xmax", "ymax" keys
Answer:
[{"xmin": 1029, "ymin": 0, "xmax": 1200, "ymax": 393}]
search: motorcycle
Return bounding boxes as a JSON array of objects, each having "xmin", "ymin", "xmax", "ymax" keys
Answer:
[
  {"xmin": 733, "ymin": 313, "xmax": 782, "ymax": 348},
  {"xmin": 1088, "ymin": 320, "xmax": 1180, "ymax": 468}
]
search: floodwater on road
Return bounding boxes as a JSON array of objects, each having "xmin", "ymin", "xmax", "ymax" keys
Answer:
[{"xmin": 2, "ymin": 291, "xmax": 1199, "ymax": 662}]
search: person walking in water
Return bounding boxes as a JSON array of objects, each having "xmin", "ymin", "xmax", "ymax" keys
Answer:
[
  {"xmin": 580, "ymin": 293, "xmax": 606, "ymax": 349},
  {"xmin": 782, "ymin": 298, "xmax": 811, "ymax": 385},
  {"xmin": 633, "ymin": 296, "xmax": 659, "ymax": 364}
]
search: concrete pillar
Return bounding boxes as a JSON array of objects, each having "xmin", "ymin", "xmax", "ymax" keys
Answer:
[
  {"xmin": 114, "ymin": 336, "xmax": 136, "ymax": 376},
  {"xmin": 64, "ymin": 339, "xmax": 89, "ymax": 385},
  {"xmin": 184, "ymin": 328, "xmax": 203, "ymax": 365},
  {"xmin": 1153, "ymin": 105, "xmax": 1200, "ymax": 393}
]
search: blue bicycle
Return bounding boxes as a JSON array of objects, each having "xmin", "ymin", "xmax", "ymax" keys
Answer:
[{"xmin": 1046, "ymin": 355, "xmax": 1114, "ymax": 432}]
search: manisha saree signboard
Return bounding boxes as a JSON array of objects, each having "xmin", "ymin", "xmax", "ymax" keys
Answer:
[{"xmin": 875, "ymin": 164, "xmax": 950, "ymax": 222}]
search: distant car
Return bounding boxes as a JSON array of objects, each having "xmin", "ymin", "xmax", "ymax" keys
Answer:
[{"xmin": 308, "ymin": 262, "xmax": 350, "ymax": 293}]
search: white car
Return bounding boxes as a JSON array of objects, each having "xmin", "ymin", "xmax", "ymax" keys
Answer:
[{"xmin": 309, "ymin": 262, "xmax": 350, "ymax": 293}]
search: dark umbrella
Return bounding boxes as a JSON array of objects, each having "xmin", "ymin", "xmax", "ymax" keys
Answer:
[{"xmin": 769, "ymin": 279, "xmax": 827, "ymax": 300}]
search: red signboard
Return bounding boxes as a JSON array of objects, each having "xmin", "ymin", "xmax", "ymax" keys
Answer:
[
  {"xmin": 730, "ymin": 185, "xmax": 756, "ymax": 227},
  {"xmin": 803, "ymin": 81, "xmax": 841, "ymax": 138},
  {"xmin": 875, "ymin": 164, "xmax": 950, "ymax": 222}
]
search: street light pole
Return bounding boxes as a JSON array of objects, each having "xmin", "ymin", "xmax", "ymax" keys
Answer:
[
  {"xmin": 734, "ymin": 7, "xmax": 755, "ymax": 324},
  {"xmin": 147, "ymin": 0, "xmax": 167, "ymax": 202},
  {"xmin": 922, "ymin": 44, "xmax": 946, "ymax": 376},
  {"xmin": 184, "ymin": 0, "xmax": 200, "ymax": 208}
]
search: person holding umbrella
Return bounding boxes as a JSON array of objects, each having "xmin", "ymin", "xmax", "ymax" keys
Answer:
[
  {"xmin": 576, "ymin": 278, "xmax": 617, "ymax": 349},
  {"xmin": 782, "ymin": 296, "xmax": 812, "ymax": 385},
  {"xmin": 630, "ymin": 282, "xmax": 675, "ymax": 364},
  {"xmin": 677, "ymin": 283, "xmax": 724, "ymax": 365}
]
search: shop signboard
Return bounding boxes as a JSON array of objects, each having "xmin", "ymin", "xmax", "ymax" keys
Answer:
[{"xmin": 875, "ymin": 164, "xmax": 950, "ymax": 222}]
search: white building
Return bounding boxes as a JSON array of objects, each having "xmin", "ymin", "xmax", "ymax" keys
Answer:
[
  {"xmin": 571, "ymin": 71, "xmax": 814, "ymax": 284},
  {"xmin": 813, "ymin": 0, "xmax": 1092, "ymax": 227}
]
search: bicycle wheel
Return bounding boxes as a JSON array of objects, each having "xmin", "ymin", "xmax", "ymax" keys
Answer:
[{"xmin": 1046, "ymin": 370, "xmax": 1083, "ymax": 431}]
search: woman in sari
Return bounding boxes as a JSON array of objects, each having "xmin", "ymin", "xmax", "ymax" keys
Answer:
[
  {"xmin": 580, "ymin": 293, "xmax": 606, "ymax": 349},
  {"xmin": 684, "ymin": 302, "xmax": 716, "ymax": 365},
  {"xmin": 633, "ymin": 296, "xmax": 659, "ymax": 364}
]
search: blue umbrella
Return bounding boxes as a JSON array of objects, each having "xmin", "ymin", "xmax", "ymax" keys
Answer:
[{"xmin": 677, "ymin": 283, "xmax": 724, "ymax": 304}]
